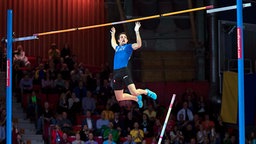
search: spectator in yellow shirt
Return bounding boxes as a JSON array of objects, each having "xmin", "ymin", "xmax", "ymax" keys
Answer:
[
  {"xmin": 143, "ymin": 104, "xmax": 156, "ymax": 122},
  {"xmin": 102, "ymin": 104, "xmax": 114, "ymax": 121},
  {"xmin": 130, "ymin": 122, "xmax": 144, "ymax": 144}
]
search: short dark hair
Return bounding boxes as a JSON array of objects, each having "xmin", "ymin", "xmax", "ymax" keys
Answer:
[{"xmin": 118, "ymin": 32, "xmax": 128, "ymax": 39}]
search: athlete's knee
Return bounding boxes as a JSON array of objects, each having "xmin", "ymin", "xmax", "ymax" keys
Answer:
[
  {"xmin": 130, "ymin": 90, "xmax": 139, "ymax": 96},
  {"xmin": 115, "ymin": 94, "xmax": 123, "ymax": 101},
  {"xmin": 116, "ymin": 97, "xmax": 122, "ymax": 101}
]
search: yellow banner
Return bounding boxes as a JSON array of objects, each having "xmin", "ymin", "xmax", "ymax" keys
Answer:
[{"xmin": 220, "ymin": 71, "xmax": 238, "ymax": 124}]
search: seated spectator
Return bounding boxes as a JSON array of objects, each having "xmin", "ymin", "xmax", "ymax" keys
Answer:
[
  {"xmin": 190, "ymin": 137, "xmax": 197, "ymax": 144},
  {"xmin": 182, "ymin": 123, "xmax": 196, "ymax": 144},
  {"xmin": 83, "ymin": 68, "xmax": 96, "ymax": 92},
  {"xmin": 106, "ymin": 95, "xmax": 120, "ymax": 113},
  {"xmin": 102, "ymin": 122, "xmax": 120, "ymax": 143},
  {"xmin": 66, "ymin": 54, "xmax": 77, "ymax": 72},
  {"xmin": 176, "ymin": 101, "xmax": 194, "ymax": 124},
  {"xmin": 140, "ymin": 113, "xmax": 153, "ymax": 138},
  {"xmin": 79, "ymin": 124, "xmax": 90, "ymax": 142},
  {"xmin": 182, "ymin": 88, "xmax": 197, "ymax": 102},
  {"xmin": 41, "ymin": 72, "xmax": 55, "ymax": 94},
  {"xmin": 197, "ymin": 95, "xmax": 207, "ymax": 114},
  {"xmin": 68, "ymin": 92, "xmax": 80, "ymax": 111},
  {"xmin": 12, "ymin": 122, "xmax": 24, "ymax": 144},
  {"xmin": 55, "ymin": 57, "xmax": 64, "ymax": 71},
  {"xmin": 64, "ymin": 81, "xmax": 71, "ymax": 93},
  {"xmin": 51, "ymin": 124, "xmax": 64, "ymax": 144},
  {"xmin": 94, "ymin": 73, "xmax": 101, "ymax": 95},
  {"xmin": 153, "ymin": 119, "xmax": 162, "ymax": 139},
  {"xmin": 101, "ymin": 104, "xmax": 114, "ymax": 121},
  {"xmin": 34, "ymin": 63, "xmax": 46, "ymax": 84},
  {"xmin": 193, "ymin": 113, "xmax": 201, "ymax": 130},
  {"xmin": 34, "ymin": 56, "xmax": 44, "ymax": 69},
  {"xmin": 47, "ymin": 59, "xmax": 57, "ymax": 80},
  {"xmin": 85, "ymin": 132, "xmax": 98, "ymax": 144},
  {"xmin": 50, "ymin": 113, "xmax": 63, "ymax": 127},
  {"xmin": 123, "ymin": 134, "xmax": 136, "ymax": 144},
  {"xmin": 81, "ymin": 91, "xmax": 96, "ymax": 114},
  {"xmin": 15, "ymin": 133, "xmax": 25, "ymax": 144},
  {"xmin": 169, "ymin": 125, "xmax": 184, "ymax": 144},
  {"xmin": 70, "ymin": 63, "xmax": 83, "ymax": 87},
  {"xmin": 54, "ymin": 73, "xmax": 66, "ymax": 94},
  {"xmin": 130, "ymin": 121, "xmax": 144, "ymax": 144},
  {"xmin": 58, "ymin": 112, "xmax": 73, "ymax": 136},
  {"xmin": 68, "ymin": 92, "xmax": 81, "ymax": 124},
  {"xmin": 96, "ymin": 111, "xmax": 110, "ymax": 136},
  {"xmin": 26, "ymin": 90, "xmax": 39, "ymax": 121},
  {"xmin": 112, "ymin": 112, "xmax": 125, "ymax": 137},
  {"xmin": 103, "ymin": 133, "xmax": 116, "ymax": 144},
  {"xmin": 100, "ymin": 62, "xmax": 111, "ymax": 82},
  {"xmin": 131, "ymin": 107, "xmax": 143, "ymax": 123},
  {"xmin": 60, "ymin": 132, "xmax": 71, "ymax": 144},
  {"xmin": 148, "ymin": 137, "xmax": 157, "ymax": 144},
  {"xmin": 48, "ymin": 43, "xmax": 61, "ymax": 66},
  {"xmin": 60, "ymin": 63, "xmax": 70, "ymax": 81},
  {"xmin": 124, "ymin": 111, "xmax": 135, "ymax": 137},
  {"xmin": 78, "ymin": 63, "xmax": 86, "ymax": 74},
  {"xmin": 73, "ymin": 81, "xmax": 87, "ymax": 101},
  {"xmin": 201, "ymin": 114, "xmax": 215, "ymax": 133},
  {"xmin": 81, "ymin": 110, "xmax": 96, "ymax": 132},
  {"xmin": 143, "ymin": 104, "xmax": 157, "ymax": 122},
  {"xmin": 165, "ymin": 114, "xmax": 176, "ymax": 134},
  {"xmin": 223, "ymin": 131, "xmax": 231, "ymax": 144},
  {"xmin": 36, "ymin": 102, "xmax": 54, "ymax": 134},
  {"xmin": 72, "ymin": 132, "xmax": 85, "ymax": 144},
  {"xmin": 176, "ymin": 113, "xmax": 189, "ymax": 131},
  {"xmin": 13, "ymin": 45, "xmax": 30, "ymax": 68},
  {"xmin": 19, "ymin": 73, "xmax": 33, "ymax": 94},
  {"xmin": 61, "ymin": 43, "xmax": 71, "ymax": 60},
  {"xmin": 57, "ymin": 92, "xmax": 69, "ymax": 113},
  {"xmin": 99, "ymin": 79, "xmax": 113, "ymax": 105},
  {"xmin": 186, "ymin": 95, "xmax": 197, "ymax": 113},
  {"xmin": 197, "ymin": 124, "xmax": 207, "ymax": 144}
]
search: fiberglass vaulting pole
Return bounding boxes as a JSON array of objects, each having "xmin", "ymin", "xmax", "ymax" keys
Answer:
[{"xmin": 236, "ymin": 0, "xmax": 245, "ymax": 143}]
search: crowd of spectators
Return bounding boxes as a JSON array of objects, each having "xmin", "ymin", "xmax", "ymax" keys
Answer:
[{"xmin": 0, "ymin": 43, "xmax": 256, "ymax": 144}]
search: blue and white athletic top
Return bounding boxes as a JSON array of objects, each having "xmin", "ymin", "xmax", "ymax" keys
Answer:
[{"xmin": 113, "ymin": 44, "xmax": 133, "ymax": 70}]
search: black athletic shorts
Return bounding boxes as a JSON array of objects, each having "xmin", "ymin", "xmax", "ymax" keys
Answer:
[{"xmin": 113, "ymin": 67, "xmax": 133, "ymax": 90}]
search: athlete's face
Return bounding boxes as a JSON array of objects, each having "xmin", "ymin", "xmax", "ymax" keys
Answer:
[{"xmin": 118, "ymin": 34, "xmax": 128, "ymax": 45}]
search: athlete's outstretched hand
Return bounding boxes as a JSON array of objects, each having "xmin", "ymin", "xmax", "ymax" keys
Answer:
[
  {"xmin": 110, "ymin": 27, "xmax": 116, "ymax": 34},
  {"xmin": 134, "ymin": 22, "xmax": 141, "ymax": 32}
]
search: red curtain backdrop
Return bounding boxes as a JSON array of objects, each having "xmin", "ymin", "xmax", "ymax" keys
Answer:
[{"xmin": 0, "ymin": 0, "xmax": 106, "ymax": 68}]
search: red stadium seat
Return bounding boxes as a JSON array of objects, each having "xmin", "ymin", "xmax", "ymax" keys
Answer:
[
  {"xmin": 72, "ymin": 125, "xmax": 82, "ymax": 133},
  {"xmin": 76, "ymin": 115, "xmax": 87, "ymax": 125}
]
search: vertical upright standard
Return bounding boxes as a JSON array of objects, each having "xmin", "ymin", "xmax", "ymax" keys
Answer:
[
  {"xmin": 236, "ymin": 0, "xmax": 245, "ymax": 143},
  {"xmin": 6, "ymin": 9, "xmax": 13, "ymax": 144}
]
